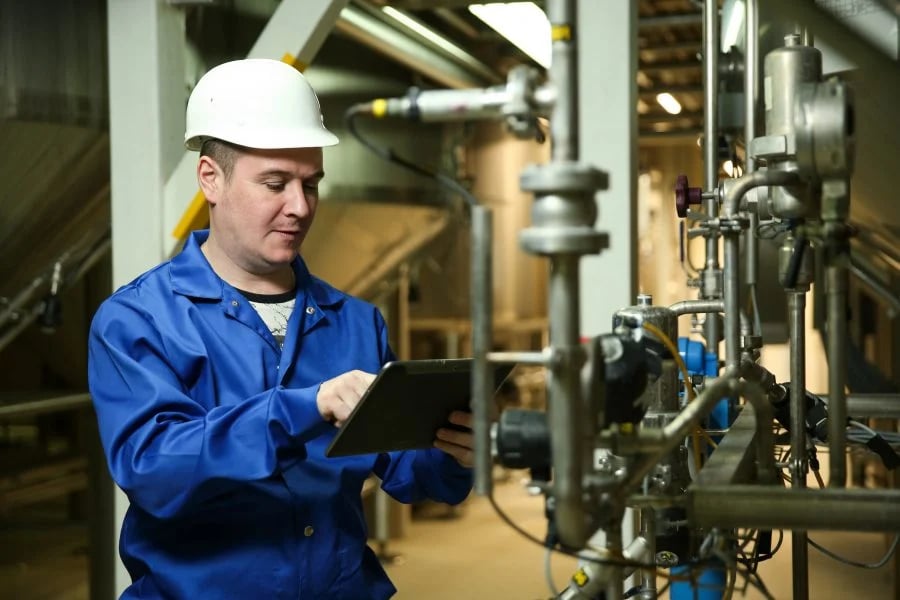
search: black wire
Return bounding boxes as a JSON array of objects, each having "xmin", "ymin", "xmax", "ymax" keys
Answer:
[
  {"xmin": 343, "ymin": 105, "xmax": 477, "ymax": 208},
  {"xmin": 486, "ymin": 492, "xmax": 651, "ymax": 570}
]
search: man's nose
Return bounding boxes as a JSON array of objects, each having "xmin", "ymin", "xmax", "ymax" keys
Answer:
[{"xmin": 283, "ymin": 182, "xmax": 311, "ymax": 218}]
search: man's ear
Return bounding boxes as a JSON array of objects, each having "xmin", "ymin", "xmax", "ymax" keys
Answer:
[{"xmin": 197, "ymin": 156, "xmax": 222, "ymax": 205}]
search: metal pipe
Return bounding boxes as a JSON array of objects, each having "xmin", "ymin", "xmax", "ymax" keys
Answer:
[
  {"xmin": 335, "ymin": 5, "xmax": 492, "ymax": 89},
  {"xmin": 471, "ymin": 205, "xmax": 494, "ymax": 496},
  {"xmin": 625, "ymin": 371, "xmax": 775, "ymax": 491},
  {"xmin": 604, "ymin": 524, "xmax": 624, "ymax": 600},
  {"xmin": 557, "ymin": 534, "xmax": 652, "ymax": 599},
  {"xmin": 745, "ymin": 0, "xmax": 761, "ymax": 301},
  {"xmin": 690, "ymin": 485, "xmax": 900, "ymax": 532},
  {"xmin": 668, "ymin": 299, "xmax": 724, "ymax": 316},
  {"xmin": 701, "ymin": 0, "xmax": 721, "ymax": 355},
  {"xmin": 723, "ymin": 231, "xmax": 741, "ymax": 370},
  {"xmin": 744, "ymin": 0, "xmax": 758, "ymax": 174},
  {"xmin": 486, "ymin": 350, "xmax": 551, "ymax": 366},
  {"xmin": 547, "ymin": 254, "xmax": 588, "ymax": 546},
  {"xmin": 827, "ymin": 258, "xmax": 849, "ymax": 487},
  {"xmin": 703, "ymin": 0, "xmax": 719, "ymax": 192},
  {"xmin": 0, "ymin": 393, "xmax": 92, "ymax": 419},
  {"xmin": 638, "ymin": 509, "xmax": 657, "ymax": 599},
  {"xmin": 788, "ymin": 290, "xmax": 809, "ymax": 600},
  {"xmin": 849, "ymin": 257, "xmax": 900, "ymax": 315},
  {"xmin": 846, "ymin": 394, "xmax": 900, "ymax": 418},
  {"xmin": 723, "ymin": 168, "xmax": 800, "ymax": 217},
  {"xmin": 547, "ymin": 0, "xmax": 578, "ymax": 162}
]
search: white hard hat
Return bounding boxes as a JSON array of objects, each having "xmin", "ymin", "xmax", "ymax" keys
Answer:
[{"xmin": 184, "ymin": 58, "xmax": 339, "ymax": 151}]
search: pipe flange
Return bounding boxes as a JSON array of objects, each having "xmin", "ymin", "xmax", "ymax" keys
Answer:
[
  {"xmin": 520, "ymin": 161, "xmax": 609, "ymax": 194},
  {"xmin": 519, "ymin": 227, "xmax": 609, "ymax": 256}
]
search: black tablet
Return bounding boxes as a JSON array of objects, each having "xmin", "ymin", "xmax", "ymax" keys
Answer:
[{"xmin": 324, "ymin": 358, "xmax": 515, "ymax": 458}]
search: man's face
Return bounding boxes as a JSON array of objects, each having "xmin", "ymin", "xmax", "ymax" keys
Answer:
[{"xmin": 204, "ymin": 146, "xmax": 324, "ymax": 275}]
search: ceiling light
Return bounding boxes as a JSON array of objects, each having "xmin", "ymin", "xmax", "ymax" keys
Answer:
[
  {"xmin": 381, "ymin": 6, "xmax": 461, "ymax": 56},
  {"xmin": 469, "ymin": 2, "xmax": 551, "ymax": 69},
  {"xmin": 656, "ymin": 92, "xmax": 682, "ymax": 115}
]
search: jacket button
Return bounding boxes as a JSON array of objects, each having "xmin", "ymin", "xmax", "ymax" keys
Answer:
[
  {"xmin": 304, "ymin": 526, "xmax": 314, "ymax": 537},
  {"xmin": 305, "ymin": 306, "xmax": 315, "ymax": 315},
  {"xmin": 231, "ymin": 300, "xmax": 239, "ymax": 307}
]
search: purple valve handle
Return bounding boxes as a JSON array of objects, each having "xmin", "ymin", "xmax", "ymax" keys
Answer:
[{"xmin": 674, "ymin": 174, "xmax": 702, "ymax": 218}]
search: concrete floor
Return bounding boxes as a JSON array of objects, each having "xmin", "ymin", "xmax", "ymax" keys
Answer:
[{"xmin": 0, "ymin": 475, "xmax": 894, "ymax": 599}]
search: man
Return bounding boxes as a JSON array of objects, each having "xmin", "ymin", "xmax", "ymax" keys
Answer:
[{"xmin": 88, "ymin": 58, "xmax": 475, "ymax": 599}]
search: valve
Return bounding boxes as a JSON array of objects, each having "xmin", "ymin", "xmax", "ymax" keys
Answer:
[{"xmin": 674, "ymin": 174, "xmax": 702, "ymax": 218}]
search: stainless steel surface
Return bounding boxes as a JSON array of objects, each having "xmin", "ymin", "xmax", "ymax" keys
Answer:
[
  {"xmin": 693, "ymin": 403, "xmax": 763, "ymax": 486},
  {"xmin": 667, "ymin": 298, "xmax": 724, "ymax": 316},
  {"xmin": 778, "ymin": 234, "xmax": 815, "ymax": 289},
  {"xmin": 723, "ymin": 231, "xmax": 741, "ymax": 370},
  {"xmin": 689, "ymin": 485, "xmax": 900, "ymax": 532},
  {"xmin": 604, "ymin": 524, "xmax": 624, "ymax": 600},
  {"xmin": 615, "ymin": 301, "xmax": 678, "ymax": 344},
  {"xmin": 760, "ymin": 35, "xmax": 822, "ymax": 218},
  {"xmin": 846, "ymin": 394, "xmax": 900, "ymax": 418},
  {"xmin": 471, "ymin": 205, "xmax": 494, "ymax": 496},
  {"xmin": 703, "ymin": 0, "xmax": 719, "ymax": 192},
  {"xmin": 788, "ymin": 289, "xmax": 810, "ymax": 600},
  {"xmin": 746, "ymin": 0, "xmax": 760, "ymax": 297},
  {"xmin": 625, "ymin": 372, "xmax": 776, "ymax": 492},
  {"xmin": 702, "ymin": 0, "xmax": 721, "ymax": 355},
  {"xmin": 794, "ymin": 79, "xmax": 854, "ymax": 178},
  {"xmin": 547, "ymin": 254, "xmax": 589, "ymax": 546},
  {"xmin": 723, "ymin": 168, "xmax": 800, "ymax": 217},
  {"xmin": 548, "ymin": 0, "xmax": 577, "ymax": 163}
]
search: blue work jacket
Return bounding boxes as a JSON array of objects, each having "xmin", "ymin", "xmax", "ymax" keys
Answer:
[{"xmin": 88, "ymin": 231, "xmax": 473, "ymax": 599}]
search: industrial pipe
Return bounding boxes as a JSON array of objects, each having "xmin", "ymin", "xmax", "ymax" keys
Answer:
[
  {"xmin": 668, "ymin": 299, "xmax": 724, "ymax": 316},
  {"xmin": 702, "ymin": 0, "xmax": 722, "ymax": 353},
  {"xmin": 471, "ymin": 205, "xmax": 494, "ymax": 496},
  {"xmin": 788, "ymin": 289, "xmax": 810, "ymax": 599},
  {"xmin": 625, "ymin": 371, "xmax": 776, "ymax": 492},
  {"xmin": 691, "ymin": 485, "xmax": 900, "ymax": 532}
]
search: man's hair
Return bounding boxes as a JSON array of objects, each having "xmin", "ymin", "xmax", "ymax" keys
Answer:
[{"xmin": 200, "ymin": 138, "xmax": 241, "ymax": 180}]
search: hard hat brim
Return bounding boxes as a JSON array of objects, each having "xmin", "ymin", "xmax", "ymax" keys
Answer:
[{"xmin": 185, "ymin": 127, "xmax": 340, "ymax": 152}]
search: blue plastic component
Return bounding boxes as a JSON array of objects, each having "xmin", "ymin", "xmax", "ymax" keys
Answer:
[
  {"xmin": 678, "ymin": 338, "xmax": 705, "ymax": 374},
  {"xmin": 670, "ymin": 564, "xmax": 727, "ymax": 600}
]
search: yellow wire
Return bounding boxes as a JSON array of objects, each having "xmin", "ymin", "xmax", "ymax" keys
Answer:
[{"xmin": 641, "ymin": 322, "xmax": 705, "ymax": 471}]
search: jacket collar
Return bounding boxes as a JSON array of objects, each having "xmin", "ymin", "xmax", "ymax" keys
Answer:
[{"xmin": 170, "ymin": 230, "xmax": 344, "ymax": 307}]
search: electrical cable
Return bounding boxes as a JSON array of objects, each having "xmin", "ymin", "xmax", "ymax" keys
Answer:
[
  {"xmin": 544, "ymin": 546, "xmax": 561, "ymax": 597},
  {"xmin": 808, "ymin": 534, "xmax": 900, "ymax": 570},
  {"xmin": 344, "ymin": 104, "xmax": 477, "ymax": 208}
]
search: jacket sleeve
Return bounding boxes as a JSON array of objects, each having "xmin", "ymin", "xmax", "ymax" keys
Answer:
[
  {"xmin": 375, "ymin": 449, "xmax": 474, "ymax": 505},
  {"xmin": 88, "ymin": 298, "xmax": 331, "ymax": 520},
  {"xmin": 368, "ymin": 310, "xmax": 473, "ymax": 505}
]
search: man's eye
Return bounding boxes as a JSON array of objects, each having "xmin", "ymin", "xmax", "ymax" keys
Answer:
[
  {"xmin": 265, "ymin": 182, "xmax": 285, "ymax": 192},
  {"xmin": 303, "ymin": 183, "xmax": 320, "ymax": 194}
]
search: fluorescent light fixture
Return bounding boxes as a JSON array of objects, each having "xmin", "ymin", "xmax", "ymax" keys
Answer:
[
  {"xmin": 381, "ymin": 6, "xmax": 462, "ymax": 56},
  {"xmin": 469, "ymin": 2, "xmax": 551, "ymax": 69},
  {"xmin": 656, "ymin": 92, "xmax": 682, "ymax": 115}
]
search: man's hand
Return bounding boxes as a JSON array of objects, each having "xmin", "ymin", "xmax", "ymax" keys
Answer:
[
  {"xmin": 434, "ymin": 411, "xmax": 475, "ymax": 468},
  {"xmin": 316, "ymin": 370, "xmax": 376, "ymax": 427}
]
